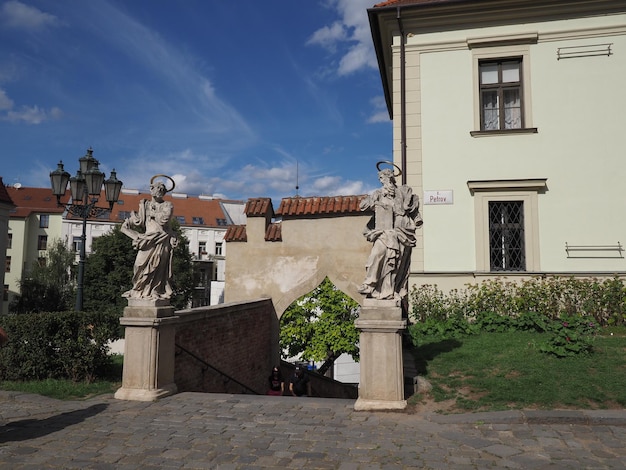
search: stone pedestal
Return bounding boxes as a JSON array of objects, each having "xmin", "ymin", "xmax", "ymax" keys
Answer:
[
  {"xmin": 354, "ymin": 299, "xmax": 407, "ymax": 411},
  {"xmin": 114, "ymin": 299, "xmax": 178, "ymax": 401}
]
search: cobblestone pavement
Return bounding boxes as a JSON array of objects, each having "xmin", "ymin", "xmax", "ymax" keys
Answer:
[{"xmin": 1, "ymin": 390, "xmax": 625, "ymax": 469}]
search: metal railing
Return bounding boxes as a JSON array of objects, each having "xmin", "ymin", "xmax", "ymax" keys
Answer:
[{"xmin": 175, "ymin": 343, "xmax": 260, "ymax": 395}]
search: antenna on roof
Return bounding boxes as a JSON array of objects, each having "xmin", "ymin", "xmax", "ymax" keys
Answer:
[
  {"xmin": 13, "ymin": 182, "xmax": 22, "ymax": 189},
  {"xmin": 295, "ymin": 160, "xmax": 299, "ymax": 197}
]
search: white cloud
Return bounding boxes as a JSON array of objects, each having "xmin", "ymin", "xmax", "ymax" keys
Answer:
[
  {"xmin": 306, "ymin": 21, "xmax": 347, "ymax": 51},
  {"xmin": 0, "ymin": 1, "xmax": 59, "ymax": 31},
  {"xmin": 0, "ymin": 89, "xmax": 13, "ymax": 110},
  {"xmin": 307, "ymin": 0, "xmax": 377, "ymax": 76},
  {"xmin": 367, "ymin": 95, "xmax": 390, "ymax": 123},
  {"xmin": 2, "ymin": 104, "xmax": 62, "ymax": 124}
]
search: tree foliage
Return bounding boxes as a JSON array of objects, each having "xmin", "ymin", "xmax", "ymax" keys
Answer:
[
  {"xmin": 169, "ymin": 219, "xmax": 195, "ymax": 310},
  {"xmin": 82, "ymin": 224, "xmax": 135, "ymax": 315},
  {"xmin": 10, "ymin": 238, "xmax": 76, "ymax": 314},
  {"xmin": 279, "ymin": 277, "xmax": 360, "ymax": 375}
]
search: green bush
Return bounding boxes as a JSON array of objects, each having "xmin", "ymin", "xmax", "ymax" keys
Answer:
[
  {"xmin": 0, "ymin": 310, "xmax": 121, "ymax": 382},
  {"xmin": 410, "ymin": 276, "xmax": 626, "ymax": 327},
  {"xmin": 408, "ymin": 277, "xmax": 617, "ymax": 357}
]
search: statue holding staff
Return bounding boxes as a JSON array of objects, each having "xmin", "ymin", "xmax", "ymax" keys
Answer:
[
  {"xmin": 358, "ymin": 161, "xmax": 422, "ymax": 301},
  {"xmin": 121, "ymin": 175, "xmax": 178, "ymax": 301}
]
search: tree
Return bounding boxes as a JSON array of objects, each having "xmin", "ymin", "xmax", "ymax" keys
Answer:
[
  {"xmin": 10, "ymin": 238, "xmax": 76, "ymax": 314},
  {"xmin": 169, "ymin": 218, "xmax": 195, "ymax": 310},
  {"xmin": 83, "ymin": 221, "xmax": 195, "ymax": 314},
  {"xmin": 279, "ymin": 277, "xmax": 360, "ymax": 376},
  {"xmin": 82, "ymin": 225, "xmax": 135, "ymax": 314}
]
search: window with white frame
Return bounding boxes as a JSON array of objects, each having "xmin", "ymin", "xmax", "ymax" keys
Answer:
[
  {"xmin": 73, "ymin": 236, "xmax": 81, "ymax": 252},
  {"xmin": 468, "ymin": 34, "xmax": 537, "ymax": 136},
  {"xmin": 479, "ymin": 58, "xmax": 523, "ymax": 131},
  {"xmin": 37, "ymin": 235, "xmax": 48, "ymax": 251},
  {"xmin": 215, "ymin": 242, "xmax": 223, "ymax": 256},
  {"xmin": 468, "ymin": 179, "xmax": 546, "ymax": 272}
]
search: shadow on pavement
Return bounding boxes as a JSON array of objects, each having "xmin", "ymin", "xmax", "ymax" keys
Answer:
[{"xmin": 0, "ymin": 403, "xmax": 108, "ymax": 443}]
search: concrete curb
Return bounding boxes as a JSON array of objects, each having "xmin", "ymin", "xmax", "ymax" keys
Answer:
[{"xmin": 427, "ymin": 409, "xmax": 626, "ymax": 426}]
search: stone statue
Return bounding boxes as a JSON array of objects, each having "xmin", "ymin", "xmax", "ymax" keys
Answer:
[
  {"xmin": 358, "ymin": 162, "xmax": 422, "ymax": 301},
  {"xmin": 121, "ymin": 175, "xmax": 178, "ymax": 301}
]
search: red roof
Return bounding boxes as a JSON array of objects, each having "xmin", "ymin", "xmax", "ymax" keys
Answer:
[
  {"xmin": 66, "ymin": 190, "xmax": 238, "ymax": 228},
  {"xmin": 10, "ymin": 186, "xmax": 242, "ymax": 228},
  {"xmin": 276, "ymin": 195, "xmax": 367, "ymax": 217},
  {"xmin": 244, "ymin": 198, "xmax": 274, "ymax": 217},
  {"xmin": 7, "ymin": 186, "xmax": 65, "ymax": 218},
  {"xmin": 225, "ymin": 225, "xmax": 247, "ymax": 242}
]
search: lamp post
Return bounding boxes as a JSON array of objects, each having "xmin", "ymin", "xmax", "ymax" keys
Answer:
[{"xmin": 49, "ymin": 147, "xmax": 123, "ymax": 311}]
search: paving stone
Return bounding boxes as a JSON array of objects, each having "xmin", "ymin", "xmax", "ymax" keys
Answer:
[{"xmin": 1, "ymin": 391, "xmax": 626, "ymax": 469}]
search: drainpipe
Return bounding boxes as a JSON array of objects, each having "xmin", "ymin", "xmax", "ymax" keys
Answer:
[{"xmin": 397, "ymin": 6, "xmax": 407, "ymax": 185}]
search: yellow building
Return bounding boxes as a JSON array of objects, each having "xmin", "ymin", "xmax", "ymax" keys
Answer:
[
  {"xmin": 368, "ymin": 0, "xmax": 626, "ymax": 291},
  {"xmin": 4, "ymin": 185, "xmax": 65, "ymax": 314}
]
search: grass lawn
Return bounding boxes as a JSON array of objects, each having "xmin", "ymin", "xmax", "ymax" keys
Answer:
[
  {"xmin": 409, "ymin": 328, "xmax": 626, "ymax": 413},
  {"xmin": 0, "ymin": 354, "xmax": 123, "ymax": 400}
]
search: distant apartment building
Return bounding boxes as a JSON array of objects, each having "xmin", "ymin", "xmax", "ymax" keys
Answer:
[
  {"xmin": 2, "ymin": 184, "xmax": 244, "ymax": 313},
  {"xmin": 0, "ymin": 179, "xmax": 16, "ymax": 315}
]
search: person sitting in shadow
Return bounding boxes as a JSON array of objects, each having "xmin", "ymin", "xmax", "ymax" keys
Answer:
[
  {"xmin": 267, "ymin": 366, "xmax": 284, "ymax": 396},
  {"xmin": 289, "ymin": 366, "xmax": 311, "ymax": 397}
]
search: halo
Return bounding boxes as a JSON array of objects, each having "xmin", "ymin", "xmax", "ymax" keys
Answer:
[
  {"xmin": 376, "ymin": 160, "xmax": 402, "ymax": 177},
  {"xmin": 150, "ymin": 174, "xmax": 176, "ymax": 193}
]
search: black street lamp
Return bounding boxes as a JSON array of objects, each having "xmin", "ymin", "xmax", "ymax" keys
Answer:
[{"xmin": 50, "ymin": 148, "xmax": 123, "ymax": 311}]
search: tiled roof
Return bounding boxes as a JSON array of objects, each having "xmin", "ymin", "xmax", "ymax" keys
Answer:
[
  {"xmin": 244, "ymin": 198, "xmax": 274, "ymax": 217},
  {"xmin": 224, "ymin": 222, "xmax": 282, "ymax": 243},
  {"xmin": 0, "ymin": 179, "xmax": 15, "ymax": 207},
  {"xmin": 15, "ymin": 186, "xmax": 243, "ymax": 228},
  {"xmin": 109, "ymin": 191, "xmax": 238, "ymax": 228},
  {"xmin": 276, "ymin": 195, "xmax": 367, "ymax": 217},
  {"xmin": 225, "ymin": 225, "xmax": 247, "ymax": 242},
  {"xmin": 7, "ymin": 186, "xmax": 65, "ymax": 218},
  {"xmin": 265, "ymin": 223, "xmax": 282, "ymax": 242}
]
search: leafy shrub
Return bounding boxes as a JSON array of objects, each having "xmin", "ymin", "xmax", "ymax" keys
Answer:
[
  {"xmin": 0, "ymin": 310, "xmax": 121, "ymax": 382},
  {"xmin": 410, "ymin": 276, "xmax": 626, "ymax": 327},
  {"xmin": 408, "ymin": 276, "xmax": 618, "ymax": 357},
  {"xmin": 539, "ymin": 316, "xmax": 598, "ymax": 358}
]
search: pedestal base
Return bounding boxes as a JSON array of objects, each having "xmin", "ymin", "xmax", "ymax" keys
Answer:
[
  {"xmin": 114, "ymin": 382, "xmax": 177, "ymax": 402},
  {"xmin": 354, "ymin": 299, "xmax": 407, "ymax": 411},
  {"xmin": 354, "ymin": 398, "xmax": 407, "ymax": 411},
  {"xmin": 115, "ymin": 305, "xmax": 178, "ymax": 402}
]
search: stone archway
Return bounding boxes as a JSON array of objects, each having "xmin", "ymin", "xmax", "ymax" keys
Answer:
[
  {"xmin": 224, "ymin": 196, "xmax": 407, "ymax": 410},
  {"xmin": 224, "ymin": 196, "xmax": 370, "ymax": 319}
]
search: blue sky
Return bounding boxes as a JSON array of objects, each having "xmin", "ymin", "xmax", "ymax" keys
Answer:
[{"xmin": 0, "ymin": 0, "xmax": 391, "ymax": 202}]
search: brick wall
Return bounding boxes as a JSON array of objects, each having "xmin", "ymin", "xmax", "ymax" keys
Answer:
[{"xmin": 174, "ymin": 299, "xmax": 278, "ymax": 395}]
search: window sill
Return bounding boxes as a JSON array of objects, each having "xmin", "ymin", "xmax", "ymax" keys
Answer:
[{"xmin": 470, "ymin": 127, "xmax": 538, "ymax": 137}]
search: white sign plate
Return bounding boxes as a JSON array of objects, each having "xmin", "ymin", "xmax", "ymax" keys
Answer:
[{"xmin": 424, "ymin": 190, "xmax": 453, "ymax": 205}]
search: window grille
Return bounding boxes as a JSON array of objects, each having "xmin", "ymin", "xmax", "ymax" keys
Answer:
[{"xmin": 488, "ymin": 201, "xmax": 525, "ymax": 271}]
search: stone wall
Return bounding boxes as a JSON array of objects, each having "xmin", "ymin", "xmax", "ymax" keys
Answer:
[{"xmin": 173, "ymin": 299, "xmax": 278, "ymax": 395}]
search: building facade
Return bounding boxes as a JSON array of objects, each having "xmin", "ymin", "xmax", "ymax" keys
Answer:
[
  {"xmin": 3, "ymin": 184, "xmax": 243, "ymax": 313},
  {"xmin": 368, "ymin": 0, "xmax": 626, "ymax": 292}
]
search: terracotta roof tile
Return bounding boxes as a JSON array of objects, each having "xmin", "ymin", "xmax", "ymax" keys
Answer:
[
  {"xmin": 276, "ymin": 195, "xmax": 368, "ymax": 217},
  {"xmin": 265, "ymin": 223, "xmax": 282, "ymax": 242},
  {"xmin": 244, "ymin": 198, "xmax": 274, "ymax": 217},
  {"xmin": 7, "ymin": 186, "xmax": 65, "ymax": 218},
  {"xmin": 225, "ymin": 225, "xmax": 247, "ymax": 242},
  {"xmin": 26, "ymin": 187, "xmax": 243, "ymax": 228}
]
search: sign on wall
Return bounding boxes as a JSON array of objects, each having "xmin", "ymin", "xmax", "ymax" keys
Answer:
[{"xmin": 423, "ymin": 190, "xmax": 453, "ymax": 205}]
